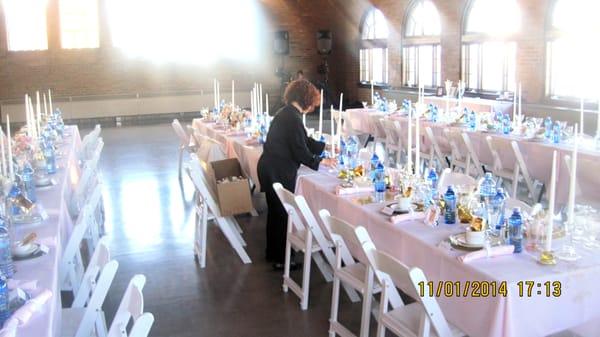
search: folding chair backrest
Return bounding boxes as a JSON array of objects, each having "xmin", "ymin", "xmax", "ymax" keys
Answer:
[
  {"xmin": 425, "ymin": 126, "xmax": 447, "ymax": 166},
  {"xmin": 382, "ymin": 119, "xmax": 401, "ymax": 147},
  {"xmin": 321, "ymin": 213, "xmax": 368, "ymax": 265},
  {"xmin": 80, "ymin": 125, "xmax": 101, "ymax": 162},
  {"xmin": 444, "ymin": 128, "xmax": 466, "ymax": 161},
  {"xmin": 438, "ymin": 168, "xmax": 477, "ymax": 193},
  {"xmin": 188, "ymin": 155, "xmax": 222, "ymax": 217},
  {"xmin": 72, "ymin": 237, "xmax": 111, "ymax": 308},
  {"xmin": 461, "ymin": 132, "xmax": 485, "ymax": 176},
  {"xmin": 73, "ymin": 260, "xmax": 119, "ymax": 337},
  {"xmin": 172, "ymin": 119, "xmax": 189, "ymax": 147},
  {"xmin": 273, "ymin": 183, "xmax": 307, "ymax": 233},
  {"xmin": 128, "ymin": 313, "xmax": 155, "ymax": 337},
  {"xmin": 371, "ymin": 249, "xmax": 454, "ymax": 337},
  {"xmin": 505, "ymin": 197, "xmax": 532, "ymax": 214},
  {"xmin": 196, "ymin": 136, "xmax": 226, "ymax": 163},
  {"xmin": 369, "ymin": 115, "xmax": 385, "ymax": 140},
  {"xmin": 108, "ymin": 275, "xmax": 147, "ymax": 337}
]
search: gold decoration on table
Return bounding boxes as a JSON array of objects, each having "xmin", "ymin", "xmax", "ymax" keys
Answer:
[
  {"xmin": 470, "ymin": 216, "xmax": 486, "ymax": 232},
  {"xmin": 538, "ymin": 250, "xmax": 557, "ymax": 265},
  {"xmin": 458, "ymin": 204, "xmax": 473, "ymax": 224}
]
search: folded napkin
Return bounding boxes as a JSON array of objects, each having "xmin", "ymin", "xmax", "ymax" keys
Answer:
[
  {"xmin": 244, "ymin": 138, "xmax": 260, "ymax": 146},
  {"xmin": 458, "ymin": 245, "xmax": 515, "ymax": 263},
  {"xmin": 335, "ymin": 185, "xmax": 373, "ymax": 196},
  {"xmin": 7, "ymin": 280, "xmax": 37, "ymax": 292},
  {"xmin": 391, "ymin": 212, "xmax": 425, "ymax": 225},
  {"xmin": 3, "ymin": 289, "xmax": 53, "ymax": 329}
]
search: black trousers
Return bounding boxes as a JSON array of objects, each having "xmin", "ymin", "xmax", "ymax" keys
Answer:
[{"xmin": 264, "ymin": 187, "xmax": 288, "ymax": 263}]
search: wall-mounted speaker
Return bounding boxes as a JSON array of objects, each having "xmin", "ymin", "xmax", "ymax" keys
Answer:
[{"xmin": 274, "ymin": 31, "xmax": 289, "ymax": 55}]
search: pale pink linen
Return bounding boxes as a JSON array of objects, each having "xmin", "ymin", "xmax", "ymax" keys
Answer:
[
  {"xmin": 7, "ymin": 290, "xmax": 53, "ymax": 327},
  {"xmin": 457, "ymin": 245, "xmax": 515, "ymax": 263},
  {"xmin": 390, "ymin": 212, "xmax": 425, "ymax": 225},
  {"xmin": 335, "ymin": 185, "xmax": 372, "ymax": 195}
]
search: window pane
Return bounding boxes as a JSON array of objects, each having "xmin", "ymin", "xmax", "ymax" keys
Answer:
[
  {"xmin": 403, "ymin": 47, "xmax": 416, "ymax": 86},
  {"xmin": 361, "ymin": 8, "xmax": 388, "ymax": 40},
  {"xmin": 481, "ymin": 42, "xmax": 504, "ymax": 91},
  {"xmin": 548, "ymin": 39, "xmax": 600, "ymax": 98},
  {"xmin": 60, "ymin": 0, "xmax": 99, "ymax": 49},
  {"xmin": 466, "ymin": 0, "xmax": 521, "ymax": 35},
  {"xmin": 3, "ymin": 0, "xmax": 48, "ymax": 51},
  {"xmin": 552, "ymin": 0, "xmax": 600, "ymax": 34},
  {"xmin": 467, "ymin": 44, "xmax": 480, "ymax": 89},
  {"xmin": 418, "ymin": 45, "xmax": 434, "ymax": 87},
  {"xmin": 405, "ymin": 1, "xmax": 441, "ymax": 36}
]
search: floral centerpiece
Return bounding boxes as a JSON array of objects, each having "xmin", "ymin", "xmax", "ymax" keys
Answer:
[{"xmin": 219, "ymin": 104, "xmax": 250, "ymax": 129}]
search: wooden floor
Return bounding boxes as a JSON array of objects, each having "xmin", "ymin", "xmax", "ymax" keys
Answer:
[{"xmin": 97, "ymin": 122, "xmax": 368, "ymax": 337}]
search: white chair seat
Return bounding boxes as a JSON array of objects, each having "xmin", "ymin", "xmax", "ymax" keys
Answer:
[
  {"xmin": 384, "ymin": 303, "xmax": 465, "ymax": 337},
  {"xmin": 61, "ymin": 307, "xmax": 107, "ymax": 337},
  {"xmin": 337, "ymin": 262, "xmax": 381, "ymax": 294},
  {"xmin": 289, "ymin": 230, "xmax": 322, "ymax": 253}
]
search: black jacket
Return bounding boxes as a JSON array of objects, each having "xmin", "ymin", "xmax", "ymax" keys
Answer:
[{"xmin": 257, "ymin": 104, "xmax": 325, "ymax": 192}]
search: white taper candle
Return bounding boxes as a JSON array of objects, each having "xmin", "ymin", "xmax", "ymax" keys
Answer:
[
  {"xmin": 319, "ymin": 89, "xmax": 323, "ymax": 135},
  {"xmin": 7, "ymin": 115, "xmax": 13, "ymax": 182},
  {"xmin": 545, "ymin": 150, "xmax": 557, "ymax": 251},
  {"xmin": 567, "ymin": 127, "xmax": 578, "ymax": 224}
]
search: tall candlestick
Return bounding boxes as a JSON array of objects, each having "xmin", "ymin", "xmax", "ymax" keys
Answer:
[
  {"xmin": 330, "ymin": 105, "xmax": 335, "ymax": 154},
  {"xmin": 319, "ymin": 89, "xmax": 323, "ymax": 135},
  {"xmin": 0, "ymin": 130, "xmax": 5, "ymax": 177},
  {"xmin": 567, "ymin": 127, "xmax": 578, "ymax": 224},
  {"xmin": 36, "ymin": 91, "xmax": 41, "ymax": 138},
  {"xmin": 48, "ymin": 89, "xmax": 53, "ymax": 116},
  {"xmin": 597, "ymin": 97, "xmax": 600, "ymax": 136},
  {"xmin": 217, "ymin": 81, "xmax": 220, "ymax": 110},
  {"xmin": 338, "ymin": 93, "xmax": 343, "ymax": 137},
  {"xmin": 250, "ymin": 90, "xmax": 254, "ymax": 117},
  {"xmin": 545, "ymin": 150, "xmax": 557, "ymax": 251},
  {"xmin": 518, "ymin": 83, "xmax": 522, "ymax": 126},
  {"xmin": 24, "ymin": 94, "xmax": 30, "ymax": 137},
  {"xmin": 303, "ymin": 111, "xmax": 306, "ymax": 128},
  {"xmin": 580, "ymin": 97, "xmax": 584, "ymax": 135},
  {"xmin": 513, "ymin": 85, "xmax": 517, "ymax": 126},
  {"xmin": 371, "ymin": 82, "xmax": 374, "ymax": 106},
  {"xmin": 415, "ymin": 104, "xmax": 421, "ymax": 174},
  {"xmin": 213, "ymin": 79, "xmax": 217, "ymax": 110},
  {"xmin": 6, "ymin": 115, "xmax": 13, "ymax": 182},
  {"xmin": 407, "ymin": 104, "xmax": 413, "ymax": 170},
  {"xmin": 43, "ymin": 92, "xmax": 48, "ymax": 118},
  {"xmin": 266, "ymin": 93, "xmax": 269, "ymax": 116},
  {"xmin": 259, "ymin": 84, "xmax": 263, "ymax": 114},
  {"xmin": 232, "ymin": 80, "xmax": 235, "ymax": 107}
]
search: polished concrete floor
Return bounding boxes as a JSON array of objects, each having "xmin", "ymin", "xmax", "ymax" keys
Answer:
[{"xmin": 97, "ymin": 122, "xmax": 369, "ymax": 337}]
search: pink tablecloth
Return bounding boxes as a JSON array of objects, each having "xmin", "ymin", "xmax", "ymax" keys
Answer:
[
  {"xmin": 295, "ymin": 171, "xmax": 600, "ymax": 337},
  {"xmin": 345, "ymin": 108, "xmax": 600, "ymax": 206},
  {"xmin": 11, "ymin": 126, "xmax": 81, "ymax": 337}
]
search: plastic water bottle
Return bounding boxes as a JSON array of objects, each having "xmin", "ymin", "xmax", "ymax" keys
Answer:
[
  {"xmin": 431, "ymin": 106, "xmax": 438, "ymax": 123},
  {"xmin": 21, "ymin": 162, "xmax": 36, "ymax": 203},
  {"xmin": 544, "ymin": 117, "xmax": 553, "ymax": 139},
  {"xmin": 373, "ymin": 162, "xmax": 386, "ymax": 203},
  {"xmin": 478, "ymin": 172, "xmax": 496, "ymax": 205},
  {"xmin": 490, "ymin": 188, "xmax": 506, "ymax": 234},
  {"xmin": 0, "ymin": 277, "xmax": 9, "ymax": 327},
  {"xmin": 0, "ymin": 226, "xmax": 14, "ymax": 278},
  {"xmin": 345, "ymin": 136, "xmax": 359, "ymax": 169},
  {"xmin": 8, "ymin": 184, "xmax": 21, "ymax": 217},
  {"xmin": 443, "ymin": 186, "xmax": 456, "ymax": 224},
  {"xmin": 463, "ymin": 108, "xmax": 470, "ymax": 123},
  {"xmin": 468, "ymin": 110, "xmax": 477, "ymax": 131},
  {"xmin": 508, "ymin": 207, "xmax": 523, "ymax": 253},
  {"xmin": 44, "ymin": 142, "xmax": 57, "ymax": 174},
  {"xmin": 426, "ymin": 168, "xmax": 438, "ymax": 204},
  {"xmin": 552, "ymin": 122, "xmax": 561, "ymax": 144},
  {"xmin": 502, "ymin": 114, "xmax": 511, "ymax": 134}
]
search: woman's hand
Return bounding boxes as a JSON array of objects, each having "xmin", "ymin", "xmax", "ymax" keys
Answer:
[{"xmin": 321, "ymin": 157, "xmax": 337, "ymax": 168}]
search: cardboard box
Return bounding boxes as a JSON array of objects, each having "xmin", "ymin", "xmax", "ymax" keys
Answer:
[{"xmin": 210, "ymin": 158, "xmax": 254, "ymax": 216}]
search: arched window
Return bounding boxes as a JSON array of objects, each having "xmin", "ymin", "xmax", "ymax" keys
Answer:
[
  {"xmin": 461, "ymin": 0, "xmax": 520, "ymax": 93},
  {"xmin": 402, "ymin": 0, "xmax": 441, "ymax": 88},
  {"xmin": 546, "ymin": 0, "xmax": 600, "ymax": 99},
  {"xmin": 60, "ymin": 0, "xmax": 100, "ymax": 49},
  {"xmin": 3, "ymin": 0, "xmax": 48, "ymax": 51},
  {"xmin": 359, "ymin": 8, "xmax": 389, "ymax": 84}
]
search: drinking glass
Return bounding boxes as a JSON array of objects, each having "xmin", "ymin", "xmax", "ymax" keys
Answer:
[{"xmin": 583, "ymin": 209, "xmax": 600, "ymax": 249}]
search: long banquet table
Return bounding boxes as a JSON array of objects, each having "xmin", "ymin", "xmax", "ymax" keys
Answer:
[
  {"xmin": 192, "ymin": 118, "xmax": 600, "ymax": 337},
  {"xmin": 11, "ymin": 126, "xmax": 81, "ymax": 337},
  {"xmin": 345, "ymin": 108, "xmax": 600, "ymax": 206}
]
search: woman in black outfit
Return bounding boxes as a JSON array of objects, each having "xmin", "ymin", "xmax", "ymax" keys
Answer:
[{"xmin": 257, "ymin": 79, "xmax": 335, "ymax": 269}]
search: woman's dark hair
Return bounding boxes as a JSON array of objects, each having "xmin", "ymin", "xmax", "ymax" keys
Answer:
[{"xmin": 283, "ymin": 79, "xmax": 320, "ymax": 112}]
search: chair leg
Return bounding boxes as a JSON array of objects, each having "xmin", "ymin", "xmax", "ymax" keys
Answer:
[
  {"xmin": 177, "ymin": 147, "xmax": 184, "ymax": 181},
  {"xmin": 216, "ymin": 217, "xmax": 251, "ymax": 264},
  {"xmin": 300, "ymin": 248, "xmax": 313, "ymax": 310},
  {"xmin": 329, "ymin": 275, "xmax": 341, "ymax": 337},
  {"xmin": 283, "ymin": 239, "xmax": 292, "ymax": 293},
  {"xmin": 95, "ymin": 311, "xmax": 108, "ymax": 337},
  {"xmin": 312, "ymin": 252, "xmax": 333, "ymax": 282},
  {"xmin": 359, "ymin": 273, "xmax": 374, "ymax": 337}
]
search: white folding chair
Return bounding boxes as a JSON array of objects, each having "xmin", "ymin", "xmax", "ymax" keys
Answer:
[
  {"xmin": 485, "ymin": 136, "xmax": 521, "ymax": 197},
  {"xmin": 438, "ymin": 168, "xmax": 477, "ymax": 194},
  {"xmin": 425, "ymin": 126, "xmax": 450, "ymax": 171},
  {"xmin": 319, "ymin": 210, "xmax": 397, "ymax": 337},
  {"xmin": 79, "ymin": 125, "xmax": 101, "ymax": 164},
  {"xmin": 107, "ymin": 275, "xmax": 154, "ymax": 337},
  {"xmin": 381, "ymin": 119, "xmax": 403, "ymax": 166},
  {"xmin": 363, "ymin": 247, "xmax": 464, "ymax": 337},
  {"xmin": 61, "ymin": 185, "xmax": 104, "ymax": 295},
  {"xmin": 172, "ymin": 119, "xmax": 196, "ymax": 181},
  {"xmin": 273, "ymin": 183, "xmax": 358, "ymax": 310},
  {"xmin": 564, "ymin": 154, "xmax": 600, "ymax": 208},
  {"xmin": 510, "ymin": 141, "xmax": 539, "ymax": 201},
  {"xmin": 505, "ymin": 197, "xmax": 532, "ymax": 214},
  {"xmin": 187, "ymin": 154, "xmax": 251, "ymax": 266},
  {"xmin": 368, "ymin": 115, "xmax": 386, "ymax": 146},
  {"xmin": 70, "ymin": 138, "xmax": 104, "ymax": 218},
  {"xmin": 444, "ymin": 129, "xmax": 471, "ymax": 176},
  {"xmin": 460, "ymin": 132, "xmax": 486, "ymax": 177},
  {"xmin": 61, "ymin": 260, "xmax": 119, "ymax": 337}
]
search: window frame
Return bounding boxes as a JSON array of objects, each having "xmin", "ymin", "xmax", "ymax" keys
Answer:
[
  {"xmin": 359, "ymin": 7, "xmax": 389, "ymax": 86},
  {"xmin": 460, "ymin": 0, "xmax": 519, "ymax": 95},
  {"xmin": 401, "ymin": 0, "xmax": 442, "ymax": 89},
  {"xmin": 3, "ymin": 0, "xmax": 50, "ymax": 52}
]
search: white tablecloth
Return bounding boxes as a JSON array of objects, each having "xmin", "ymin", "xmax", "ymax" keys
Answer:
[{"xmin": 12, "ymin": 126, "xmax": 81, "ymax": 337}]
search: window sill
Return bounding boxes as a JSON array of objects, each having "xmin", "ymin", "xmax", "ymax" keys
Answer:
[{"xmin": 358, "ymin": 82, "xmax": 390, "ymax": 89}]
